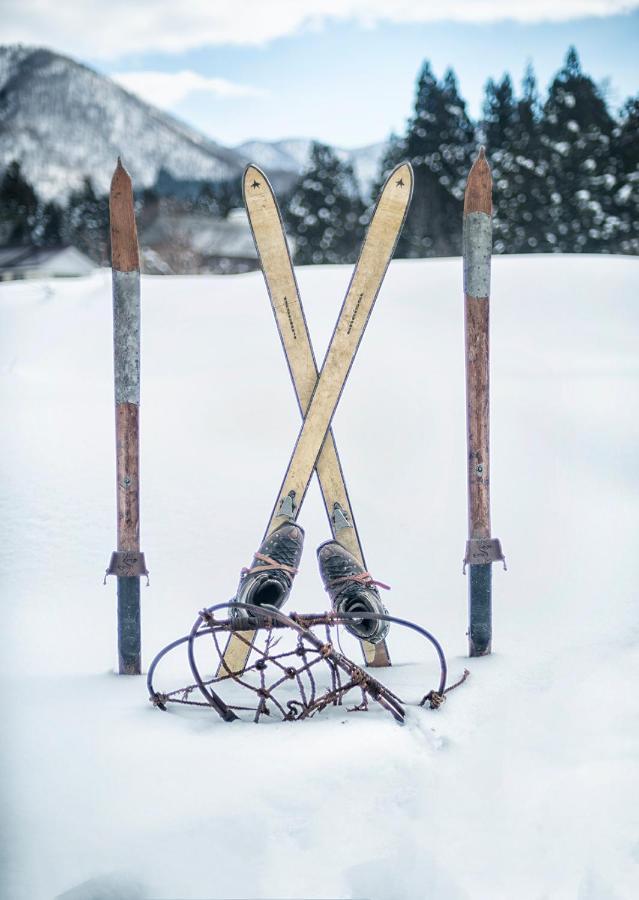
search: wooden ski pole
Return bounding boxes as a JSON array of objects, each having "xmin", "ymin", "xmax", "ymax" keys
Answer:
[
  {"xmin": 104, "ymin": 158, "xmax": 148, "ymax": 675},
  {"xmin": 462, "ymin": 148, "xmax": 505, "ymax": 657}
]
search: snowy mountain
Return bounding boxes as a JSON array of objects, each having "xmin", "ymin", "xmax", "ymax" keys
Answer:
[
  {"xmin": 0, "ymin": 45, "xmax": 246, "ymax": 201},
  {"xmin": 0, "ymin": 45, "xmax": 387, "ymax": 203},
  {"xmin": 235, "ymin": 138, "xmax": 314, "ymax": 173},
  {"xmin": 236, "ymin": 138, "xmax": 387, "ymax": 197}
]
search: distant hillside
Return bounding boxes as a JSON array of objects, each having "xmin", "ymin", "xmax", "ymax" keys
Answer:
[
  {"xmin": 0, "ymin": 45, "xmax": 387, "ymax": 202},
  {"xmin": 0, "ymin": 46, "xmax": 246, "ymax": 201}
]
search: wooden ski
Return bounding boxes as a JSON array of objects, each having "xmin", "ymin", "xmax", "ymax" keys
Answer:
[
  {"xmin": 242, "ymin": 163, "xmax": 392, "ymax": 667},
  {"xmin": 220, "ymin": 162, "xmax": 412, "ymax": 675}
]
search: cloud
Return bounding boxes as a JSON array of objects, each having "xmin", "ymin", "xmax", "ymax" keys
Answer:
[
  {"xmin": 112, "ymin": 70, "xmax": 267, "ymax": 110},
  {"xmin": 3, "ymin": 1, "xmax": 637, "ymax": 59}
]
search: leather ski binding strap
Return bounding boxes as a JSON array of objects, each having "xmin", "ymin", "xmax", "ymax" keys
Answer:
[
  {"xmin": 463, "ymin": 538, "xmax": 506, "ymax": 573},
  {"xmin": 104, "ymin": 551, "xmax": 149, "ymax": 583}
]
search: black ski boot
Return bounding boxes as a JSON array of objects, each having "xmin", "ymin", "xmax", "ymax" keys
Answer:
[
  {"xmin": 234, "ymin": 522, "xmax": 304, "ymax": 617},
  {"xmin": 317, "ymin": 540, "xmax": 390, "ymax": 644}
]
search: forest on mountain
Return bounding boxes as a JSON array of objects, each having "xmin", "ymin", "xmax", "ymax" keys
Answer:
[{"xmin": 1, "ymin": 47, "xmax": 637, "ymax": 266}]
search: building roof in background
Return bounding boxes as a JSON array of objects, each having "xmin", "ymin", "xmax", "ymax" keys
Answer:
[
  {"xmin": 0, "ymin": 244, "xmax": 96, "ymax": 277},
  {"xmin": 140, "ymin": 206, "xmax": 258, "ymax": 260}
]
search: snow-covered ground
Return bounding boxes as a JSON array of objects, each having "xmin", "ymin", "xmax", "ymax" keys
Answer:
[{"xmin": 1, "ymin": 255, "xmax": 638, "ymax": 900}]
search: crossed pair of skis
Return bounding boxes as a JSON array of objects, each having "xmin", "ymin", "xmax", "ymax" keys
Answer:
[{"xmin": 219, "ymin": 161, "xmax": 413, "ymax": 676}]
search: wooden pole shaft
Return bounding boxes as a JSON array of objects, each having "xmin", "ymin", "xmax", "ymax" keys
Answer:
[
  {"xmin": 465, "ymin": 294, "xmax": 490, "ymax": 538},
  {"xmin": 109, "ymin": 158, "xmax": 144, "ymax": 675},
  {"xmin": 463, "ymin": 148, "xmax": 498, "ymax": 658}
]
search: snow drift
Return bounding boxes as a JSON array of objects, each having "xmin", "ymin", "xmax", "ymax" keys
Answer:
[{"xmin": 1, "ymin": 255, "xmax": 638, "ymax": 899}]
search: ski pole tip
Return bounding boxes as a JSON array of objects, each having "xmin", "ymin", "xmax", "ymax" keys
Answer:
[
  {"xmin": 110, "ymin": 160, "xmax": 139, "ymax": 273},
  {"xmin": 464, "ymin": 148, "xmax": 492, "ymax": 216},
  {"xmin": 110, "ymin": 157, "xmax": 132, "ymax": 193}
]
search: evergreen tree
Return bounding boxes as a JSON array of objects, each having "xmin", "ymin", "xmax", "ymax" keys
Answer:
[
  {"xmin": 378, "ymin": 62, "xmax": 476, "ymax": 257},
  {"xmin": 482, "ymin": 68, "xmax": 551, "ymax": 253},
  {"xmin": 514, "ymin": 65, "xmax": 557, "ymax": 252},
  {"xmin": 64, "ymin": 177, "xmax": 109, "ymax": 263},
  {"xmin": 0, "ymin": 161, "xmax": 39, "ymax": 244},
  {"xmin": 37, "ymin": 201, "xmax": 64, "ymax": 246},
  {"xmin": 541, "ymin": 47, "xmax": 617, "ymax": 252},
  {"xmin": 482, "ymin": 75, "xmax": 520, "ymax": 252},
  {"xmin": 212, "ymin": 179, "xmax": 241, "ymax": 218},
  {"xmin": 285, "ymin": 142, "xmax": 365, "ymax": 265},
  {"xmin": 611, "ymin": 95, "xmax": 639, "ymax": 254},
  {"xmin": 483, "ymin": 75, "xmax": 517, "ymax": 149},
  {"xmin": 195, "ymin": 182, "xmax": 220, "ymax": 217},
  {"xmin": 441, "ymin": 68, "xmax": 477, "ymax": 193},
  {"xmin": 136, "ymin": 186, "xmax": 160, "ymax": 234}
]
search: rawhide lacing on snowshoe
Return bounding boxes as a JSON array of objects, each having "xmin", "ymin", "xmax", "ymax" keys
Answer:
[
  {"xmin": 147, "ymin": 601, "xmax": 466, "ymax": 725},
  {"xmin": 421, "ymin": 668, "xmax": 471, "ymax": 710}
]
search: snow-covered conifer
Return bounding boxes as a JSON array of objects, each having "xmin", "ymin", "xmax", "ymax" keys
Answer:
[{"xmin": 285, "ymin": 142, "xmax": 365, "ymax": 265}]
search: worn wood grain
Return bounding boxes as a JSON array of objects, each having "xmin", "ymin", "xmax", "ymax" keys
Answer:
[
  {"xmin": 116, "ymin": 402, "xmax": 139, "ymax": 551},
  {"xmin": 465, "ymin": 294, "xmax": 491, "ymax": 538},
  {"xmin": 110, "ymin": 158, "xmax": 139, "ymax": 273}
]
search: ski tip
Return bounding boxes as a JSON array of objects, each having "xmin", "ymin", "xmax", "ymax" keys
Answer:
[
  {"xmin": 384, "ymin": 162, "xmax": 413, "ymax": 200},
  {"xmin": 464, "ymin": 148, "xmax": 492, "ymax": 216},
  {"xmin": 243, "ymin": 163, "xmax": 269, "ymax": 198},
  {"xmin": 110, "ymin": 158, "xmax": 139, "ymax": 273}
]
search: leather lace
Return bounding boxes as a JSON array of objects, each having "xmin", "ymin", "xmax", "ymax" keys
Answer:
[
  {"xmin": 326, "ymin": 572, "xmax": 390, "ymax": 591},
  {"xmin": 241, "ymin": 552, "xmax": 299, "ymax": 578}
]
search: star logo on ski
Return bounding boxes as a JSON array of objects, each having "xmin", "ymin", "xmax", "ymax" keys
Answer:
[
  {"xmin": 251, "ymin": 180, "xmax": 261, "ymax": 189},
  {"xmin": 396, "ymin": 177, "xmax": 405, "ymax": 188}
]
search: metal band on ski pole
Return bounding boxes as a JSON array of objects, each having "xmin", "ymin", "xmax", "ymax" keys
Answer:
[
  {"xmin": 462, "ymin": 148, "xmax": 505, "ymax": 657},
  {"xmin": 104, "ymin": 158, "xmax": 148, "ymax": 675}
]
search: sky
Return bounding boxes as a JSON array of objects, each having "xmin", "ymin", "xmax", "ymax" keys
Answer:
[{"xmin": 4, "ymin": 1, "xmax": 639, "ymax": 148}]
